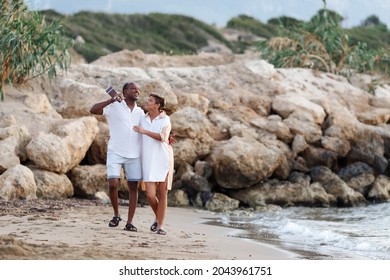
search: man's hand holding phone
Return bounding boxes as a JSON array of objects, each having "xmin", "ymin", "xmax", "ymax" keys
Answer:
[{"xmin": 106, "ymin": 86, "xmax": 123, "ymax": 102}]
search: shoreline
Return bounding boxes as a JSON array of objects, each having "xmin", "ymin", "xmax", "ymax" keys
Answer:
[{"xmin": 0, "ymin": 199, "xmax": 298, "ymax": 260}]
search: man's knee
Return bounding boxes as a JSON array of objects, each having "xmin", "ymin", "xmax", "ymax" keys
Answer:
[
  {"xmin": 127, "ymin": 181, "xmax": 138, "ymax": 189},
  {"xmin": 108, "ymin": 179, "xmax": 119, "ymax": 190}
]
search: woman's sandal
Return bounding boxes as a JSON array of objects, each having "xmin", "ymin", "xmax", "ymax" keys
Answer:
[
  {"xmin": 124, "ymin": 223, "xmax": 137, "ymax": 232},
  {"xmin": 150, "ymin": 222, "xmax": 158, "ymax": 232},
  {"xmin": 156, "ymin": 229, "xmax": 166, "ymax": 235},
  {"xmin": 108, "ymin": 216, "xmax": 122, "ymax": 227}
]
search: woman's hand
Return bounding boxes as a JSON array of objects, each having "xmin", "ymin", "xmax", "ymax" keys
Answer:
[
  {"xmin": 133, "ymin": 125, "xmax": 144, "ymax": 134},
  {"xmin": 168, "ymin": 133, "xmax": 176, "ymax": 145}
]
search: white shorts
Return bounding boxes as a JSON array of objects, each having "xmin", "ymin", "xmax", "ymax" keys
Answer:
[{"xmin": 106, "ymin": 151, "xmax": 142, "ymax": 181}]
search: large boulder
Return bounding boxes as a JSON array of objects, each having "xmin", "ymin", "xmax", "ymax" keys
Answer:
[
  {"xmin": 310, "ymin": 166, "xmax": 367, "ymax": 207},
  {"xmin": 68, "ymin": 164, "xmax": 107, "ymax": 198},
  {"xmin": 85, "ymin": 121, "xmax": 109, "ymax": 164},
  {"xmin": 208, "ymin": 136, "xmax": 284, "ymax": 189},
  {"xmin": 136, "ymin": 79, "xmax": 178, "ymax": 114},
  {"xmin": 173, "ymin": 135, "xmax": 214, "ymax": 166},
  {"xmin": 367, "ymin": 175, "xmax": 390, "ymax": 202},
  {"xmin": 272, "ymin": 93, "xmax": 326, "ymax": 124},
  {"xmin": 31, "ymin": 167, "xmax": 74, "ymax": 199},
  {"xmin": 250, "ymin": 115, "xmax": 293, "ymax": 143},
  {"xmin": 0, "ymin": 114, "xmax": 31, "ymax": 173},
  {"xmin": 228, "ymin": 178, "xmax": 330, "ymax": 208},
  {"xmin": 26, "ymin": 133, "xmax": 72, "ymax": 173},
  {"xmin": 51, "ymin": 117, "xmax": 99, "ymax": 170},
  {"xmin": 337, "ymin": 162, "xmax": 375, "ymax": 196},
  {"xmin": 0, "ymin": 165, "xmax": 37, "ymax": 200},
  {"xmin": 205, "ymin": 193, "xmax": 240, "ymax": 212},
  {"xmin": 170, "ymin": 107, "xmax": 211, "ymax": 139}
]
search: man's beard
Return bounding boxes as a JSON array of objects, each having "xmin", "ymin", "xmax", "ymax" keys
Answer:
[{"xmin": 126, "ymin": 96, "xmax": 138, "ymax": 101}]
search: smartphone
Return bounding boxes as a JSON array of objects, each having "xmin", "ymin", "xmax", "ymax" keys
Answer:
[
  {"xmin": 105, "ymin": 86, "xmax": 117, "ymax": 97},
  {"xmin": 106, "ymin": 86, "xmax": 122, "ymax": 102}
]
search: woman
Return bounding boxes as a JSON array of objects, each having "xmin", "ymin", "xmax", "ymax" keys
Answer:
[{"xmin": 133, "ymin": 93, "xmax": 173, "ymax": 235}]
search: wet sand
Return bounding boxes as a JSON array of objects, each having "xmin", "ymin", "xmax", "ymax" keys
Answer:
[{"xmin": 0, "ymin": 199, "xmax": 297, "ymax": 260}]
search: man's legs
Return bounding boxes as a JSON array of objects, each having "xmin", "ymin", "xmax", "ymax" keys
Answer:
[
  {"xmin": 106, "ymin": 151, "xmax": 123, "ymax": 227},
  {"xmin": 126, "ymin": 181, "xmax": 138, "ymax": 225},
  {"xmin": 108, "ymin": 178, "xmax": 121, "ymax": 227},
  {"xmin": 123, "ymin": 157, "xmax": 141, "ymax": 231}
]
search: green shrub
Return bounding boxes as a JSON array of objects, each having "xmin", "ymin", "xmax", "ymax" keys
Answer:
[
  {"xmin": 227, "ymin": 14, "xmax": 277, "ymax": 38},
  {"xmin": 0, "ymin": 0, "xmax": 71, "ymax": 100},
  {"xmin": 44, "ymin": 11, "xmax": 233, "ymax": 62},
  {"xmin": 258, "ymin": 0, "xmax": 389, "ymax": 77}
]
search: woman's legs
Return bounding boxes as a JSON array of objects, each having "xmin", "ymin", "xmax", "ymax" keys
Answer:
[
  {"xmin": 145, "ymin": 178, "xmax": 168, "ymax": 233},
  {"xmin": 156, "ymin": 180, "xmax": 168, "ymax": 230},
  {"xmin": 145, "ymin": 182, "xmax": 158, "ymax": 218}
]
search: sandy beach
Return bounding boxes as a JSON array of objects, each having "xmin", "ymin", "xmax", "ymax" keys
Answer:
[{"xmin": 0, "ymin": 199, "xmax": 297, "ymax": 260}]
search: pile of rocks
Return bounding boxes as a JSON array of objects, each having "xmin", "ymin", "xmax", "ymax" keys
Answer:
[{"xmin": 1, "ymin": 50, "xmax": 390, "ymax": 211}]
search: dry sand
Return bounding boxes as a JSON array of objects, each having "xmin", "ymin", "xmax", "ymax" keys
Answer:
[{"xmin": 0, "ymin": 199, "xmax": 297, "ymax": 260}]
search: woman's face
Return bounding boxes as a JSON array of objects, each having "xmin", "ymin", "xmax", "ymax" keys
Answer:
[{"xmin": 145, "ymin": 96, "xmax": 158, "ymax": 111}]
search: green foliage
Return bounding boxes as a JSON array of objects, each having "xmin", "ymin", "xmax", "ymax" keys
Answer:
[
  {"xmin": 42, "ymin": 11, "xmax": 233, "ymax": 62},
  {"xmin": 310, "ymin": 8, "xmax": 344, "ymax": 24},
  {"xmin": 258, "ymin": 1, "xmax": 390, "ymax": 77},
  {"xmin": 267, "ymin": 16, "xmax": 302, "ymax": 28},
  {"xmin": 37, "ymin": 7, "xmax": 389, "ymax": 69},
  {"xmin": 226, "ymin": 14, "xmax": 277, "ymax": 39},
  {"xmin": 0, "ymin": 0, "xmax": 71, "ymax": 100},
  {"xmin": 361, "ymin": 15, "xmax": 381, "ymax": 27},
  {"xmin": 347, "ymin": 25, "xmax": 390, "ymax": 50}
]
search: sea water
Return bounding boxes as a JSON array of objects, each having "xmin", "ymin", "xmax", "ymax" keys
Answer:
[{"xmin": 211, "ymin": 202, "xmax": 390, "ymax": 259}]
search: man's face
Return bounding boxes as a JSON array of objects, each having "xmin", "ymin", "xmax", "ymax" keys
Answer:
[{"xmin": 124, "ymin": 83, "xmax": 139, "ymax": 101}]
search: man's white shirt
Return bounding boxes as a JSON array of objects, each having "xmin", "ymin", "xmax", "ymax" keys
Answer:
[{"xmin": 103, "ymin": 101, "xmax": 144, "ymax": 158}]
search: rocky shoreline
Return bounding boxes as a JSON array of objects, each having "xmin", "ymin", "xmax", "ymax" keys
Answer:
[{"xmin": 1, "ymin": 50, "xmax": 390, "ymax": 210}]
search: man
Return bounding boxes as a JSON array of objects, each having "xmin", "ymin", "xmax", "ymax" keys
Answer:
[{"xmin": 90, "ymin": 82, "xmax": 143, "ymax": 231}]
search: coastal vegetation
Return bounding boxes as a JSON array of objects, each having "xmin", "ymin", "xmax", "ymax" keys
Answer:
[
  {"xmin": 37, "ymin": 4, "xmax": 390, "ymax": 67},
  {"xmin": 1, "ymin": 0, "xmax": 389, "ymax": 101},
  {"xmin": 0, "ymin": 0, "xmax": 70, "ymax": 100},
  {"xmin": 41, "ymin": 10, "xmax": 234, "ymax": 62},
  {"xmin": 257, "ymin": 1, "xmax": 390, "ymax": 78}
]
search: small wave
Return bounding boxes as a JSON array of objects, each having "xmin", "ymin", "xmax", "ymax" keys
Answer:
[{"xmin": 219, "ymin": 203, "xmax": 390, "ymax": 259}]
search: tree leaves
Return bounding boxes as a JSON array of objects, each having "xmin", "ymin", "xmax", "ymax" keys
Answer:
[{"xmin": 0, "ymin": 0, "xmax": 71, "ymax": 101}]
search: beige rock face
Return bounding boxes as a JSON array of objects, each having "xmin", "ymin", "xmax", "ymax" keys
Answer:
[
  {"xmin": 0, "ymin": 115, "xmax": 31, "ymax": 173},
  {"xmin": 51, "ymin": 117, "xmax": 99, "ymax": 170},
  {"xmin": 0, "ymin": 137, "xmax": 21, "ymax": 173},
  {"xmin": 85, "ymin": 122, "xmax": 109, "ymax": 164},
  {"xmin": 1, "ymin": 50, "xmax": 390, "ymax": 209},
  {"xmin": 170, "ymin": 107, "xmax": 211, "ymax": 139},
  {"xmin": 26, "ymin": 133, "xmax": 72, "ymax": 173},
  {"xmin": 209, "ymin": 136, "xmax": 284, "ymax": 189},
  {"xmin": 368, "ymin": 175, "xmax": 390, "ymax": 202},
  {"xmin": 31, "ymin": 168, "xmax": 74, "ymax": 199},
  {"xmin": 272, "ymin": 93, "xmax": 326, "ymax": 124},
  {"xmin": 0, "ymin": 165, "xmax": 37, "ymax": 200},
  {"xmin": 136, "ymin": 79, "xmax": 178, "ymax": 114},
  {"xmin": 68, "ymin": 164, "xmax": 107, "ymax": 198}
]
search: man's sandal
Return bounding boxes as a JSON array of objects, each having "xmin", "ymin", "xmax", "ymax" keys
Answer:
[
  {"xmin": 108, "ymin": 216, "xmax": 122, "ymax": 227},
  {"xmin": 124, "ymin": 223, "xmax": 137, "ymax": 232}
]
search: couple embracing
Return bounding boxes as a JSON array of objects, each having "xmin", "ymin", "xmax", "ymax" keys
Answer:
[{"xmin": 90, "ymin": 82, "xmax": 174, "ymax": 235}]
